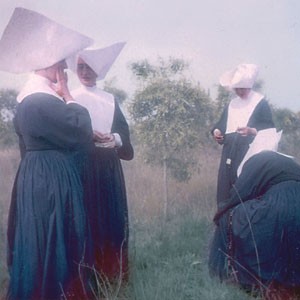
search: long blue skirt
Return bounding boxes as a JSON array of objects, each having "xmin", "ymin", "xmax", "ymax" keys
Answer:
[
  {"xmin": 84, "ymin": 147, "xmax": 129, "ymax": 281},
  {"xmin": 7, "ymin": 150, "xmax": 88, "ymax": 300}
]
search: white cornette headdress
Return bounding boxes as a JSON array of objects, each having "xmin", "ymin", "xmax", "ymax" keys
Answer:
[
  {"xmin": 219, "ymin": 63, "xmax": 259, "ymax": 89},
  {"xmin": 237, "ymin": 128, "xmax": 282, "ymax": 176},
  {"xmin": 0, "ymin": 7, "xmax": 93, "ymax": 73},
  {"xmin": 69, "ymin": 42, "xmax": 126, "ymax": 80}
]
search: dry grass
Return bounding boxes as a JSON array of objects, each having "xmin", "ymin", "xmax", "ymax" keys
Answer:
[
  {"xmin": 1, "ymin": 146, "xmax": 243, "ymax": 300},
  {"xmin": 123, "ymin": 146, "xmax": 221, "ymax": 225}
]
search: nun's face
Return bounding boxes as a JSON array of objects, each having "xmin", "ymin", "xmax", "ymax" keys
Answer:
[
  {"xmin": 43, "ymin": 60, "xmax": 67, "ymax": 83},
  {"xmin": 234, "ymin": 88, "xmax": 251, "ymax": 99},
  {"xmin": 77, "ymin": 58, "xmax": 97, "ymax": 87}
]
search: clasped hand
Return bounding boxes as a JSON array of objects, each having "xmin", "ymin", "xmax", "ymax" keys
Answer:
[{"xmin": 93, "ymin": 131, "xmax": 116, "ymax": 148}]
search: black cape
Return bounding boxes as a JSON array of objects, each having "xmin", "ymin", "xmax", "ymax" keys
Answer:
[{"xmin": 209, "ymin": 151, "xmax": 300, "ymax": 289}]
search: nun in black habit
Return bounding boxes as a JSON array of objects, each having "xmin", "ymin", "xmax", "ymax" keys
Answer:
[
  {"xmin": 0, "ymin": 8, "xmax": 94, "ymax": 299},
  {"xmin": 70, "ymin": 43, "xmax": 134, "ymax": 282},
  {"xmin": 209, "ymin": 150, "xmax": 300, "ymax": 298},
  {"xmin": 212, "ymin": 63, "xmax": 275, "ymax": 207}
]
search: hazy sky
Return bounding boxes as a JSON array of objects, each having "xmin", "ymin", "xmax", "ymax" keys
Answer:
[{"xmin": 1, "ymin": 0, "xmax": 300, "ymax": 111}]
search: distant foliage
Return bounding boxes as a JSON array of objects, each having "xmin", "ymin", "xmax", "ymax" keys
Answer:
[
  {"xmin": 0, "ymin": 89, "xmax": 18, "ymax": 147},
  {"xmin": 272, "ymin": 107, "xmax": 300, "ymax": 159},
  {"xmin": 213, "ymin": 85, "xmax": 231, "ymax": 119},
  {"xmin": 131, "ymin": 57, "xmax": 188, "ymax": 82}
]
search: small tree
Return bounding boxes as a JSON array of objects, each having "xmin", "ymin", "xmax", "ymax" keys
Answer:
[{"xmin": 129, "ymin": 57, "xmax": 213, "ymax": 218}]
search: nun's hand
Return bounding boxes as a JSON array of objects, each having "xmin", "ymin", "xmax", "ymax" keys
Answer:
[
  {"xmin": 94, "ymin": 131, "xmax": 116, "ymax": 148},
  {"xmin": 236, "ymin": 127, "xmax": 257, "ymax": 136},
  {"xmin": 213, "ymin": 129, "xmax": 224, "ymax": 144},
  {"xmin": 51, "ymin": 69, "xmax": 73, "ymax": 102}
]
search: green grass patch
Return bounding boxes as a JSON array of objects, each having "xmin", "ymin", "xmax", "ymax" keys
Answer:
[{"xmin": 124, "ymin": 213, "xmax": 258, "ymax": 300}]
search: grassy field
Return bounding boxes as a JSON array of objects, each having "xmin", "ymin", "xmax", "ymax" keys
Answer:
[{"xmin": 0, "ymin": 148, "xmax": 260, "ymax": 299}]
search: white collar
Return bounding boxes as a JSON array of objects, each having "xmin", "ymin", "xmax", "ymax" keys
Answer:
[
  {"xmin": 226, "ymin": 91, "xmax": 264, "ymax": 134},
  {"xmin": 80, "ymin": 84, "xmax": 97, "ymax": 92},
  {"xmin": 230, "ymin": 91, "xmax": 264, "ymax": 107},
  {"xmin": 17, "ymin": 73, "xmax": 63, "ymax": 103}
]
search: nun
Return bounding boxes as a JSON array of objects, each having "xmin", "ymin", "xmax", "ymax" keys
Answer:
[
  {"xmin": 211, "ymin": 63, "xmax": 275, "ymax": 207},
  {"xmin": 70, "ymin": 43, "xmax": 134, "ymax": 282},
  {"xmin": 0, "ymin": 7, "xmax": 94, "ymax": 299},
  {"xmin": 209, "ymin": 129, "xmax": 300, "ymax": 299},
  {"xmin": 209, "ymin": 144, "xmax": 300, "ymax": 298}
]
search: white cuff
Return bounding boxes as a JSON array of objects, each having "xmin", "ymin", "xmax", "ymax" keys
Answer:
[{"xmin": 113, "ymin": 133, "xmax": 122, "ymax": 147}]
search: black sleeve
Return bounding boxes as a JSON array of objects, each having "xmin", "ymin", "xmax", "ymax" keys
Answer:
[
  {"xmin": 214, "ymin": 151, "xmax": 300, "ymax": 223},
  {"xmin": 248, "ymin": 99, "xmax": 275, "ymax": 131},
  {"xmin": 111, "ymin": 101, "xmax": 134, "ymax": 160}
]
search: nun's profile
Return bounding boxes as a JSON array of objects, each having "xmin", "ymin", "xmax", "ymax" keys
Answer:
[
  {"xmin": 0, "ymin": 7, "xmax": 94, "ymax": 299},
  {"xmin": 70, "ymin": 43, "xmax": 134, "ymax": 283},
  {"xmin": 211, "ymin": 63, "xmax": 275, "ymax": 208}
]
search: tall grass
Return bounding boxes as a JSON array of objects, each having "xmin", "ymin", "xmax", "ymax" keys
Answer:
[
  {"xmin": 127, "ymin": 214, "xmax": 257, "ymax": 300},
  {"xmin": 122, "ymin": 149, "xmax": 258, "ymax": 299},
  {"xmin": 0, "ymin": 148, "xmax": 260, "ymax": 299}
]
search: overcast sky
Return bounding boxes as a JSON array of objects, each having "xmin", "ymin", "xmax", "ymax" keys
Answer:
[{"xmin": 1, "ymin": 0, "xmax": 300, "ymax": 111}]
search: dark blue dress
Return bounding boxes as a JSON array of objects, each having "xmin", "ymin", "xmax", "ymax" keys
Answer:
[
  {"xmin": 212, "ymin": 98, "xmax": 274, "ymax": 206},
  {"xmin": 7, "ymin": 93, "xmax": 93, "ymax": 300},
  {"xmin": 83, "ymin": 101, "xmax": 133, "ymax": 281}
]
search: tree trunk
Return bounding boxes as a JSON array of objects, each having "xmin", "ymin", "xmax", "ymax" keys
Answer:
[{"xmin": 163, "ymin": 158, "xmax": 169, "ymax": 220}]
